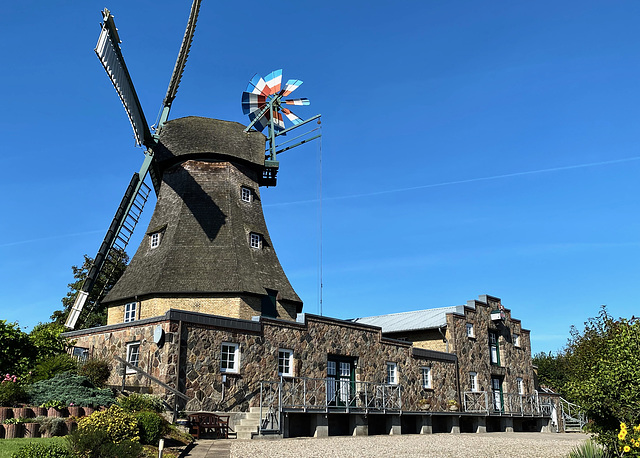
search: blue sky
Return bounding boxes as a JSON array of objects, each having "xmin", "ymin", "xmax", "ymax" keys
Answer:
[{"xmin": 1, "ymin": 1, "xmax": 638, "ymax": 355}]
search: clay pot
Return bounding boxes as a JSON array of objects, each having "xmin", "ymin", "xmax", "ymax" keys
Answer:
[
  {"xmin": 13, "ymin": 407, "xmax": 31, "ymax": 418},
  {"xmin": 0, "ymin": 407, "xmax": 12, "ymax": 423},
  {"xmin": 68, "ymin": 406, "xmax": 83, "ymax": 417},
  {"xmin": 64, "ymin": 419, "xmax": 77, "ymax": 434},
  {"xmin": 31, "ymin": 407, "xmax": 47, "ymax": 416},
  {"xmin": 47, "ymin": 407, "xmax": 66, "ymax": 418},
  {"xmin": 3, "ymin": 423, "xmax": 22, "ymax": 439},
  {"xmin": 23, "ymin": 422, "xmax": 40, "ymax": 438}
]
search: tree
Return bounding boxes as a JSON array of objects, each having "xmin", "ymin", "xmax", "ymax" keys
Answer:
[
  {"xmin": 0, "ymin": 320, "xmax": 34, "ymax": 375},
  {"xmin": 51, "ymin": 252, "xmax": 128, "ymax": 330},
  {"xmin": 532, "ymin": 351, "xmax": 571, "ymax": 398},
  {"xmin": 563, "ymin": 306, "xmax": 640, "ymax": 451}
]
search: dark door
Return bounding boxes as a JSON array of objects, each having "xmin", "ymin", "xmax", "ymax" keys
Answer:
[
  {"xmin": 491, "ymin": 376, "xmax": 504, "ymax": 412},
  {"xmin": 327, "ymin": 356, "xmax": 356, "ymax": 407}
]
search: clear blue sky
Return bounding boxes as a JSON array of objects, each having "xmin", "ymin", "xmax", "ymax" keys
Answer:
[{"xmin": 1, "ymin": 1, "xmax": 638, "ymax": 355}]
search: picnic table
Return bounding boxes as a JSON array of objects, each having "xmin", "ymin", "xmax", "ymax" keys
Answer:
[{"xmin": 188, "ymin": 412, "xmax": 232, "ymax": 439}]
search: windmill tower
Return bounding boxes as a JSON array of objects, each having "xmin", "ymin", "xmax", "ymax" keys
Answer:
[{"xmin": 66, "ymin": 2, "xmax": 320, "ymax": 329}]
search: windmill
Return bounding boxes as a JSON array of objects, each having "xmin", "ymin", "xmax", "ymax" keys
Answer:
[
  {"xmin": 242, "ymin": 69, "xmax": 322, "ymax": 186},
  {"xmin": 65, "ymin": 1, "xmax": 203, "ymax": 329}
]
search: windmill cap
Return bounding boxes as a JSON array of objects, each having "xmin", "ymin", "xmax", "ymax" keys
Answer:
[{"xmin": 155, "ymin": 117, "xmax": 266, "ymax": 172}]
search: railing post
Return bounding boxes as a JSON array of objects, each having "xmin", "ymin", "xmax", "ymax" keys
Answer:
[
  {"xmin": 259, "ymin": 382, "xmax": 263, "ymax": 434},
  {"xmin": 383, "ymin": 385, "xmax": 386, "ymax": 413}
]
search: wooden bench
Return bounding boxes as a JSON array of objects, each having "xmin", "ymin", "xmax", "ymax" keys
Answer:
[{"xmin": 188, "ymin": 412, "xmax": 234, "ymax": 439}]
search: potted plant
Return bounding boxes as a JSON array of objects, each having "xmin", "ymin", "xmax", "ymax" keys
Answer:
[
  {"xmin": 42, "ymin": 400, "xmax": 67, "ymax": 417},
  {"xmin": 67, "ymin": 402, "xmax": 83, "ymax": 417},
  {"xmin": 417, "ymin": 398, "xmax": 431, "ymax": 410},
  {"xmin": 22, "ymin": 417, "xmax": 39, "ymax": 438},
  {"xmin": 3, "ymin": 418, "xmax": 22, "ymax": 438},
  {"xmin": 447, "ymin": 399, "xmax": 459, "ymax": 411}
]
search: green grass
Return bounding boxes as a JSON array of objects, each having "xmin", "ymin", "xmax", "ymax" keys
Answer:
[{"xmin": 0, "ymin": 437, "xmax": 68, "ymax": 458}]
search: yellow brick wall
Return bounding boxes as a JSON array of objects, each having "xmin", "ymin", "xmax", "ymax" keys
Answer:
[
  {"xmin": 385, "ymin": 329, "xmax": 448, "ymax": 352},
  {"xmin": 107, "ymin": 295, "xmax": 298, "ymax": 325}
]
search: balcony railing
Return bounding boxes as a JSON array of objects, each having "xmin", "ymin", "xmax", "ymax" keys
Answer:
[{"xmin": 463, "ymin": 391, "xmax": 554, "ymax": 416}]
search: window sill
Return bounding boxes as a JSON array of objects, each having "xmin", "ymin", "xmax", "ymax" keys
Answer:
[
  {"xmin": 422, "ymin": 387, "xmax": 434, "ymax": 392},
  {"xmin": 467, "ymin": 336, "xmax": 476, "ymax": 341}
]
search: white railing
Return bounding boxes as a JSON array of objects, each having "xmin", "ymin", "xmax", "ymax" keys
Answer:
[
  {"xmin": 560, "ymin": 397, "xmax": 587, "ymax": 431},
  {"xmin": 463, "ymin": 391, "xmax": 554, "ymax": 416}
]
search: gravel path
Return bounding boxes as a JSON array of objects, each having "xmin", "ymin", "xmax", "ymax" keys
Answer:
[{"xmin": 231, "ymin": 432, "xmax": 588, "ymax": 457}]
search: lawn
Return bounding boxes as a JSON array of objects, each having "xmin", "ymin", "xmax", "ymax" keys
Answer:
[{"xmin": 0, "ymin": 437, "xmax": 68, "ymax": 458}]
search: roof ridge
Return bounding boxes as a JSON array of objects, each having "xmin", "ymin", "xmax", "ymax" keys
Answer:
[{"xmin": 354, "ymin": 304, "xmax": 463, "ymax": 321}]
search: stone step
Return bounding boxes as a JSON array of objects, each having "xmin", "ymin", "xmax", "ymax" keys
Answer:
[
  {"xmin": 235, "ymin": 425, "xmax": 259, "ymax": 433},
  {"xmin": 241, "ymin": 412, "xmax": 262, "ymax": 420},
  {"xmin": 237, "ymin": 431, "xmax": 254, "ymax": 440}
]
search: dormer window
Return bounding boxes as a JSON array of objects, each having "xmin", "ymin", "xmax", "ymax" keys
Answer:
[
  {"xmin": 150, "ymin": 232, "xmax": 162, "ymax": 249},
  {"xmin": 124, "ymin": 302, "xmax": 137, "ymax": 323},
  {"xmin": 250, "ymin": 232, "xmax": 262, "ymax": 249},
  {"xmin": 241, "ymin": 186, "xmax": 252, "ymax": 203}
]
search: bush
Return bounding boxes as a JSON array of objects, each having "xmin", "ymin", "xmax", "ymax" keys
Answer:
[
  {"xmin": 0, "ymin": 375, "xmax": 27, "ymax": 406},
  {"xmin": 118, "ymin": 393, "xmax": 164, "ymax": 413},
  {"xmin": 32, "ymin": 354, "xmax": 77, "ymax": 382},
  {"xmin": 67, "ymin": 427, "xmax": 143, "ymax": 458},
  {"xmin": 78, "ymin": 358, "xmax": 111, "ymax": 387},
  {"xmin": 567, "ymin": 439, "xmax": 609, "ymax": 458},
  {"xmin": 78, "ymin": 404, "xmax": 140, "ymax": 443},
  {"xmin": 38, "ymin": 416, "xmax": 67, "ymax": 437},
  {"xmin": 135, "ymin": 411, "xmax": 167, "ymax": 445},
  {"xmin": 28, "ymin": 372, "xmax": 115, "ymax": 407},
  {"xmin": 11, "ymin": 441, "xmax": 73, "ymax": 458}
]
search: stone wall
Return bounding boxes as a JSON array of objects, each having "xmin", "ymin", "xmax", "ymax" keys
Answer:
[{"xmin": 448, "ymin": 295, "xmax": 535, "ymax": 397}]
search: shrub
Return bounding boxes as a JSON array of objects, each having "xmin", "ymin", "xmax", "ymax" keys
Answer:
[
  {"xmin": 567, "ymin": 439, "xmax": 609, "ymax": 458},
  {"xmin": 32, "ymin": 354, "xmax": 77, "ymax": 382},
  {"xmin": 78, "ymin": 358, "xmax": 111, "ymax": 387},
  {"xmin": 78, "ymin": 404, "xmax": 140, "ymax": 443},
  {"xmin": 118, "ymin": 393, "xmax": 164, "ymax": 413},
  {"xmin": 11, "ymin": 441, "xmax": 73, "ymax": 458},
  {"xmin": 38, "ymin": 416, "xmax": 67, "ymax": 436},
  {"xmin": 67, "ymin": 427, "xmax": 143, "ymax": 458},
  {"xmin": 0, "ymin": 374, "xmax": 28, "ymax": 406},
  {"xmin": 29, "ymin": 372, "xmax": 115, "ymax": 407},
  {"xmin": 135, "ymin": 410, "xmax": 167, "ymax": 445}
]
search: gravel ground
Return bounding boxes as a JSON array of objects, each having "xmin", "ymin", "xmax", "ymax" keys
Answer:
[{"xmin": 231, "ymin": 432, "xmax": 589, "ymax": 457}]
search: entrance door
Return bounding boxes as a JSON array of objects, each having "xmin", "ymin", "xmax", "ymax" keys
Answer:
[
  {"xmin": 327, "ymin": 357, "xmax": 355, "ymax": 407},
  {"xmin": 491, "ymin": 376, "xmax": 504, "ymax": 412}
]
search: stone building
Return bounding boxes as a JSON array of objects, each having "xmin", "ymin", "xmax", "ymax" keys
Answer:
[{"xmin": 63, "ymin": 116, "xmax": 560, "ymax": 438}]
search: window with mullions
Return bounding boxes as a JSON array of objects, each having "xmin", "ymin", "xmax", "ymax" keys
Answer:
[
  {"xmin": 124, "ymin": 302, "xmax": 137, "ymax": 323},
  {"xmin": 241, "ymin": 186, "xmax": 252, "ymax": 202},
  {"xmin": 466, "ymin": 323, "xmax": 475, "ymax": 338},
  {"xmin": 250, "ymin": 233, "xmax": 262, "ymax": 249},
  {"xmin": 489, "ymin": 331, "xmax": 500, "ymax": 365},
  {"xmin": 421, "ymin": 367, "xmax": 432, "ymax": 389},
  {"xmin": 386, "ymin": 362, "xmax": 398, "ymax": 385},
  {"xmin": 278, "ymin": 349, "xmax": 293, "ymax": 377},
  {"xmin": 126, "ymin": 342, "xmax": 140, "ymax": 374},
  {"xmin": 516, "ymin": 377, "xmax": 524, "ymax": 395},
  {"xmin": 221, "ymin": 343, "xmax": 240, "ymax": 373},
  {"xmin": 470, "ymin": 371, "xmax": 478, "ymax": 392},
  {"xmin": 150, "ymin": 232, "xmax": 162, "ymax": 249},
  {"xmin": 513, "ymin": 333, "xmax": 520, "ymax": 347}
]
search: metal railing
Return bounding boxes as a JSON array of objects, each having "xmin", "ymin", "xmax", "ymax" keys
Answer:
[
  {"xmin": 560, "ymin": 397, "xmax": 587, "ymax": 431},
  {"xmin": 463, "ymin": 391, "xmax": 554, "ymax": 416},
  {"xmin": 259, "ymin": 377, "xmax": 403, "ymax": 432}
]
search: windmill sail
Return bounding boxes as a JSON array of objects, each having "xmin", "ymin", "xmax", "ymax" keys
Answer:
[{"xmin": 95, "ymin": 9, "xmax": 152, "ymax": 147}]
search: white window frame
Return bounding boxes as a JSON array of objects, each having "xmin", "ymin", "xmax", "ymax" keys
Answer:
[
  {"xmin": 466, "ymin": 323, "xmax": 475, "ymax": 338},
  {"xmin": 421, "ymin": 366, "xmax": 432, "ymax": 389},
  {"xmin": 150, "ymin": 232, "xmax": 161, "ymax": 249},
  {"xmin": 470, "ymin": 371, "xmax": 478, "ymax": 392},
  {"xmin": 513, "ymin": 333, "xmax": 520, "ymax": 347},
  {"xmin": 220, "ymin": 342, "xmax": 240, "ymax": 374},
  {"xmin": 278, "ymin": 349, "xmax": 293, "ymax": 377},
  {"xmin": 250, "ymin": 232, "xmax": 262, "ymax": 249},
  {"xmin": 126, "ymin": 342, "xmax": 140, "ymax": 374},
  {"xmin": 516, "ymin": 377, "xmax": 524, "ymax": 395},
  {"xmin": 386, "ymin": 362, "xmax": 398, "ymax": 385},
  {"xmin": 241, "ymin": 186, "xmax": 252, "ymax": 203},
  {"xmin": 124, "ymin": 302, "xmax": 137, "ymax": 323}
]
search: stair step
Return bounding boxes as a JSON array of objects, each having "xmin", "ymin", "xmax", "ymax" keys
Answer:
[
  {"xmin": 235, "ymin": 425, "xmax": 259, "ymax": 433},
  {"xmin": 237, "ymin": 432, "xmax": 253, "ymax": 440}
]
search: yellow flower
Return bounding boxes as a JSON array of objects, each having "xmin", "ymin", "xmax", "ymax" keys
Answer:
[
  {"xmin": 619, "ymin": 431, "xmax": 627, "ymax": 440},
  {"xmin": 635, "ymin": 425, "xmax": 640, "ymax": 432},
  {"xmin": 624, "ymin": 445, "xmax": 631, "ymax": 453},
  {"xmin": 621, "ymin": 423, "xmax": 627, "ymax": 429}
]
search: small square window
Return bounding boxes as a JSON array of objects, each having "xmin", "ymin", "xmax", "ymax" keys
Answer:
[
  {"xmin": 466, "ymin": 323, "xmax": 475, "ymax": 338},
  {"xmin": 126, "ymin": 342, "xmax": 140, "ymax": 373},
  {"xmin": 278, "ymin": 349, "xmax": 293, "ymax": 376},
  {"xmin": 469, "ymin": 371, "xmax": 478, "ymax": 392},
  {"xmin": 250, "ymin": 233, "xmax": 262, "ymax": 249},
  {"xmin": 516, "ymin": 377, "xmax": 524, "ymax": 395},
  {"xmin": 421, "ymin": 367, "xmax": 432, "ymax": 389},
  {"xmin": 221, "ymin": 343, "xmax": 240, "ymax": 373},
  {"xmin": 241, "ymin": 187, "xmax": 252, "ymax": 202},
  {"xmin": 124, "ymin": 302, "xmax": 137, "ymax": 323},
  {"xmin": 513, "ymin": 333, "xmax": 520, "ymax": 347},
  {"xmin": 72, "ymin": 347, "xmax": 89, "ymax": 363},
  {"xmin": 386, "ymin": 362, "xmax": 398, "ymax": 385},
  {"xmin": 150, "ymin": 232, "xmax": 161, "ymax": 249}
]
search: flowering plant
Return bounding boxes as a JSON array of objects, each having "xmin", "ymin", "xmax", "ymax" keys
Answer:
[
  {"xmin": 0, "ymin": 373, "xmax": 26, "ymax": 406},
  {"xmin": 618, "ymin": 423, "xmax": 640, "ymax": 456}
]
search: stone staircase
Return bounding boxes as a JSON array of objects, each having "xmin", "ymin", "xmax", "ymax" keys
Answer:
[{"xmin": 235, "ymin": 407, "xmax": 262, "ymax": 440}]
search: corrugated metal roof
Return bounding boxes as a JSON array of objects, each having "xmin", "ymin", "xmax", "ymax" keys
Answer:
[{"xmin": 351, "ymin": 305, "xmax": 467, "ymax": 333}]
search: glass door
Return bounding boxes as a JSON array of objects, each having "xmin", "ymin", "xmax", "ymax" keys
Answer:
[
  {"xmin": 327, "ymin": 357, "xmax": 355, "ymax": 407},
  {"xmin": 491, "ymin": 376, "xmax": 504, "ymax": 412}
]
